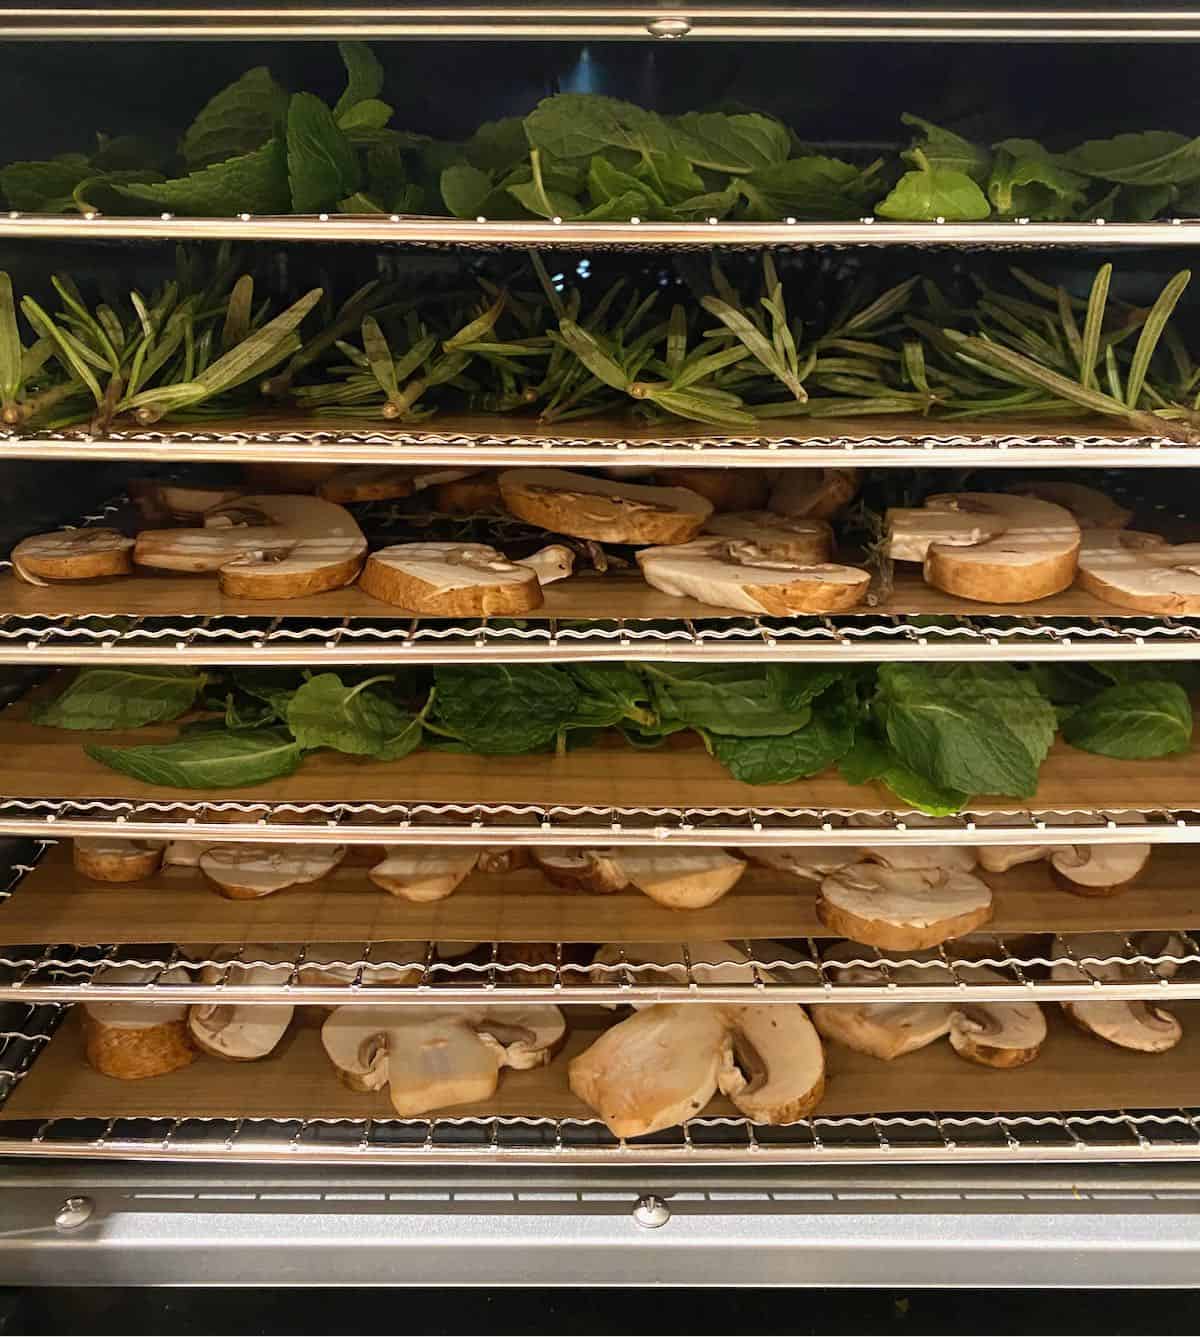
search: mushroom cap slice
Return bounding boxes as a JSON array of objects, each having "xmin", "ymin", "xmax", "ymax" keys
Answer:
[
  {"xmin": 514, "ymin": 544, "xmax": 576, "ymax": 586},
  {"xmin": 358, "ymin": 542, "xmax": 544, "ymax": 615},
  {"xmin": 842, "ymin": 818, "xmax": 979, "ymax": 874},
  {"xmin": 615, "ymin": 849, "xmax": 747, "ymax": 910},
  {"xmin": 818, "ymin": 863, "xmax": 993, "ymax": 950},
  {"xmin": 73, "ymin": 836, "xmax": 164, "ymax": 883},
  {"xmin": 434, "ymin": 471, "xmax": 502, "ymax": 514},
  {"xmin": 475, "ymin": 846, "xmax": 529, "ymax": 875},
  {"xmin": 568, "ymin": 1003, "xmax": 731, "ymax": 1138},
  {"xmin": 1011, "ymin": 481, "xmax": 1133, "ymax": 531},
  {"xmin": 11, "ymin": 528, "xmax": 134, "ymax": 585},
  {"xmin": 134, "ymin": 495, "xmax": 366, "ymax": 598},
  {"xmin": 1050, "ymin": 816, "xmax": 1151, "ymax": 897},
  {"xmin": 473, "ymin": 1004, "xmax": 567, "ymax": 1071},
  {"xmin": 82, "ymin": 965, "xmax": 195, "ymax": 1079},
  {"xmin": 743, "ymin": 846, "xmax": 860, "ymax": 882},
  {"xmin": 157, "ymin": 483, "xmax": 246, "ymax": 520},
  {"xmin": 976, "ymin": 845, "xmax": 1054, "ymax": 873},
  {"xmin": 533, "ymin": 847, "xmax": 630, "ymax": 895},
  {"xmin": 163, "ymin": 838, "xmax": 217, "ymax": 868},
  {"xmin": 638, "ymin": 538, "xmax": 869, "ymax": 614},
  {"xmin": 1050, "ymin": 932, "xmax": 1183, "ymax": 1053},
  {"xmin": 947, "ymin": 965, "xmax": 1046, "ymax": 1069},
  {"xmin": 318, "ymin": 465, "xmax": 422, "ymax": 503},
  {"xmin": 718, "ymin": 1004, "xmax": 826, "ymax": 1123},
  {"xmin": 188, "ymin": 959, "xmax": 294, "ymax": 1061},
  {"xmin": 703, "ymin": 511, "xmax": 833, "ymax": 563},
  {"xmin": 810, "ymin": 941, "xmax": 954, "ymax": 1060},
  {"xmin": 499, "ymin": 468, "xmax": 712, "ymax": 546},
  {"xmin": 886, "ymin": 492, "xmax": 1080, "ymax": 603},
  {"xmin": 199, "ymin": 844, "xmax": 346, "ymax": 899},
  {"xmin": 656, "ymin": 468, "xmax": 769, "ymax": 513},
  {"xmin": 1076, "ymin": 529, "xmax": 1200, "ymax": 615},
  {"xmin": 368, "ymin": 846, "xmax": 479, "ymax": 902},
  {"xmin": 768, "ymin": 468, "xmax": 860, "ymax": 520}
]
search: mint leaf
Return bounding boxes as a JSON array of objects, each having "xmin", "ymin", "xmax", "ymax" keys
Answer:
[
  {"xmin": 567, "ymin": 664, "xmax": 656, "ymax": 730},
  {"xmin": 673, "ymin": 111, "xmax": 791, "ymax": 174},
  {"xmin": 287, "ymin": 92, "xmax": 360, "ymax": 213},
  {"xmin": 713, "ymin": 694, "xmax": 854, "ymax": 784},
  {"xmin": 1063, "ymin": 131, "xmax": 1200, "ymax": 186},
  {"xmin": 524, "ymin": 93, "xmax": 666, "ymax": 163},
  {"xmin": 988, "ymin": 140, "xmax": 1088, "ymax": 219},
  {"xmin": 876, "ymin": 155, "xmax": 990, "ymax": 221},
  {"xmin": 646, "ymin": 664, "xmax": 813, "ymax": 737},
  {"xmin": 837, "ymin": 734, "xmax": 968, "ymax": 814},
  {"xmin": 337, "ymin": 99, "xmax": 392, "ymax": 133},
  {"xmin": 739, "ymin": 155, "xmax": 872, "ymax": 220},
  {"xmin": 465, "ymin": 116, "xmax": 529, "ymax": 172},
  {"xmin": 0, "ymin": 155, "xmax": 91, "ymax": 211},
  {"xmin": 901, "ymin": 113, "xmax": 991, "ymax": 183},
  {"xmin": 31, "ymin": 666, "xmax": 207, "ymax": 730},
  {"xmin": 433, "ymin": 665, "xmax": 578, "ymax": 754},
  {"xmin": 441, "ymin": 162, "xmax": 495, "ymax": 217},
  {"xmin": 114, "ymin": 139, "xmax": 289, "ymax": 214},
  {"xmin": 286, "ymin": 671, "xmax": 416, "ymax": 757},
  {"xmin": 1062, "ymin": 681, "xmax": 1192, "ymax": 759},
  {"xmin": 333, "ymin": 41, "xmax": 384, "ymax": 120},
  {"xmin": 86, "ymin": 728, "xmax": 302, "ymax": 789},
  {"xmin": 181, "ymin": 66, "xmax": 289, "ymax": 170}
]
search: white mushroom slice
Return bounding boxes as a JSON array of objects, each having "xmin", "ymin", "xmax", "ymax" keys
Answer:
[
  {"xmin": 1050, "ymin": 816, "xmax": 1151, "ymax": 897},
  {"xmin": 568, "ymin": 1003, "xmax": 731, "ymax": 1137},
  {"xmin": 946, "ymin": 966, "xmax": 1046, "ymax": 1069},
  {"xmin": 655, "ymin": 468, "xmax": 769, "ymax": 513},
  {"xmin": 718, "ymin": 1004, "xmax": 826, "ymax": 1124},
  {"xmin": 134, "ymin": 495, "xmax": 366, "ymax": 599},
  {"xmin": 533, "ymin": 847, "xmax": 630, "ymax": 895},
  {"xmin": 1051, "ymin": 932, "xmax": 1183, "ymax": 1052},
  {"xmin": 499, "ymin": 468, "xmax": 712, "ymax": 546},
  {"xmin": 368, "ymin": 846, "xmax": 480, "ymax": 902},
  {"xmin": 743, "ymin": 847, "xmax": 860, "ymax": 882},
  {"xmin": 703, "ymin": 511, "xmax": 833, "ymax": 563},
  {"xmin": 886, "ymin": 493, "xmax": 1080, "ymax": 603},
  {"xmin": 842, "ymin": 819, "xmax": 979, "ymax": 874},
  {"xmin": 322, "ymin": 1003, "xmax": 565, "ymax": 1116},
  {"xmin": 199, "ymin": 844, "xmax": 346, "ymax": 900},
  {"xmin": 474, "ymin": 846, "xmax": 529, "ymax": 875},
  {"xmin": 638, "ymin": 538, "xmax": 869, "ymax": 614},
  {"xmin": 590, "ymin": 940, "xmax": 755, "ymax": 997},
  {"xmin": 976, "ymin": 846, "xmax": 1054, "ymax": 873},
  {"xmin": 11, "ymin": 528, "xmax": 134, "ymax": 585},
  {"xmin": 358, "ymin": 542, "xmax": 543, "ymax": 615},
  {"xmin": 73, "ymin": 837, "xmax": 164, "ymax": 883},
  {"xmin": 768, "ymin": 468, "xmax": 860, "ymax": 520},
  {"xmin": 514, "ymin": 544, "xmax": 576, "ymax": 586},
  {"xmin": 1011, "ymin": 481, "xmax": 1133, "ymax": 530},
  {"xmin": 157, "ymin": 483, "xmax": 246, "ymax": 519},
  {"xmin": 188, "ymin": 957, "xmax": 294, "ymax": 1061},
  {"xmin": 616, "ymin": 849, "xmax": 747, "ymax": 910},
  {"xmin": 810, "ymin": 943, "xmax": 954, "ymax": 1061},
  {"xmin": 82, "ymin": 965, "xmax": 195, "ymax": 1079},
  {"xmin": 1076, "ymin": 529, "xmax": 1200, "ymax": 615},
  {"xmin": 163, "ymin": 839, "xmax": 217, "ymax": 868},
  {"xmin": 818, "ymin": 864, "xmax": 993, "ymax": 950}
]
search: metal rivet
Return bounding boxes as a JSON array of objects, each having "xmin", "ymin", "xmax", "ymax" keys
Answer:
[
  {"xmin": 645, "ymin": 16, "xmax": 691, "ymax": 38},
  {"xmin": 55, "ymin": 1196, "xmax": 94, "ymax": 1230},
  {"xmin": 633, "ymin": 1195, "xmax": 670, "ymax": 1228}
]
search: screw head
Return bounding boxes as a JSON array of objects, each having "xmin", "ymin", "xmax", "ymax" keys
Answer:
[
  {"xmin": 55, "ymin": 1196, "xmax": 94, "ymax": 1230},
  {"xmin": 633, "ymin": 1194, "xmax": 670, "ymax": 1228},
  {"xmin": 645, "ymin": 16, "xmax": 691, "ymax": 38}
]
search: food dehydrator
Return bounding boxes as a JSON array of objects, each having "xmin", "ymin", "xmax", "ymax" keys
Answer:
[{"xmin": 0, "ymin": 1, "xmax": 1199, "ymax": 1288}]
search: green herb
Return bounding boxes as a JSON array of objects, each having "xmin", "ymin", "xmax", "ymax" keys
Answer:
[
  {"xmin": 30, "ymin": 666, "xmax": 207, "ymax": 730},
  {"xmin": 432, "ymin": 664, "xmax": 579, "ymax": 753},
  {"xmin": 180, "ymin": 66, "xmax": 289, "ymax": 171},
  {"xmin": 85, "ymin": 727, "xmax": 303, "ymax": 788},
  {"xmin": 1061, "ymin": 681, "xmax": 1192, "ymax": 758}
]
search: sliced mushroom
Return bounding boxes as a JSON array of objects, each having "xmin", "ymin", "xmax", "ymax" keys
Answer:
[
  {"xmin": 1076, "ymin": 528, "xmax": 1200, "ymax": 615},
  {"xmin": 162, "ymin": 839, "xmax": 217, "ymax": 868},
  {"xmin": 433, "ymin": 471, "xmax": 502, "ymax": 514},
  {"xmin": 768, "ymin": 468, "xmax": 860, "ymax": 520},
  {"xmin": 1050, "ymin": 817, "xmax": 1151, "ymax": 897},
  {"xmin": 818, "ymin": 863, "xmax": 993, "ymax": 950},
  {"xmin": 842, "ymin": 818, "xmax": 979, "ymax": 874},
  {"xmin": 655, "ymin": 468, "xmax": 769, "ymax": 513},
  {"xmin": 499, "ymin": 468, "xmax": 712, "ymax": 546},
  {"xmin": 73, "ymin": 837, "xmax": 164, "ymax": 883},
  {"xmin": 1011, "ymin": 481, "xmax": 1133, "ymax": 531},
  {"xmin": 533, "ymin": 847, "xmax": 629, "ymax": 895},
  {"xmin": 199, "ymin": 844, "xmax": 347, "ymax": 900},
  {"xmin": 157, "ymin": 483, "xmax": 246, "ymax": 520},
  {"xmin": 567, "ymin": 1003, "xmax": 732, "ymax": 1137},
  {"xmin": 474, "ymin": 846, "xmax": 529, "ymax": 876},
  {"xmin": 703, "ymin": 511, "xmax": 833, "ymax": 563},
  {"xmin": 1051, "ymin": 932, "xmax": 1183, "ymax": 1052},
  {"xmin": 638, "ymin": 538, "xmax": 869, "ymax": 614},
  {"xmin": 322, "ymin": 1003, "xmax": 565, "ymax": 1116},
  {"xmin": 743, "ymin": 846, "xmax": 860, "ymax": 882},
  {"xmin": 187, "ymin": 958, "xmax": 294, "ymax": 1061},
  {"xmin": 358, "ymin": 542, "xmax": 544, "ymax": 615},
  {"xmin": 11, "ymin": 529, "xmax": 134, "ymax": 585},
  {"xmin": 886, "ymin": 492, "xmax": 1080, "ymax": 603},
  {"xmin": 810, "ymin": 942, "xmax": 955, "ymax": 1060},
  {"xmin": 947, "ymin": 965, "xmax": 1046, "ymax": 1068},
  {"xmin": 717, "ymin": 1004, "xmax": 825, "ymax": 1123},
  {"xmin": 615, "ymin": 849, "xmax": 747, "ymax": 910},
  {"xmin": 82, "ymin": 965, "xmax": 195, "ymax": 1079},
  {"xmin": 514, "ymin": 543, "xmax": 576, "ymax": 586},
  {"xmin": 134, "ymin": 495, "xmax": 366, "ymax": 598},
  {"xmin": 368, "ymin": 846, "xmax": 480, "ymax": 902},
  {"xmin": 318, "ymin": 465, "xmax": 420, "ymax": 504},
  {"xmin": 976, "ymin": 845, "xmax": 1054, "ymax": 873}
]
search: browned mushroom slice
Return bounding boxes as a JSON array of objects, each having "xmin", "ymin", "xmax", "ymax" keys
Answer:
[
  {"xmin": 1051, "ymin": 932, "xmax": 1183, "ymax": 1052},
  {"xmin": 187, "ymin": 956, "xmax": 294, "ymax": 1061},
  {"xmin": 358, "ymin": 542, "xmax": 544, "ymax": 615},
  {"xmin": 318, "ymin": 465, "xmax": 425, "ymax": 504},
  {"xmin": 638, "ymin": 538, "xmax": 869, "ymax": 614},
  {"xmin": 199, "ymin": 844, "xmax": 346, "ymax": 899},
  {"xmin": 11, "ymin": 529, "xmax": 134, "ymax": 585},
  {"xmin": 817, "ymin": 864, "xmax": 993, "ymax": 950},
  {"xmin": 743, "ymin": 846, "xmax": 860, "ymax": 882},
  {"xmin": 73, "ymin": 837, "xmax": 164, "ymax": 883},
  {"xmin": 718, "ymin": 1004, "xmax": 826, "ymax": 1123},
  {"xmin": 567, "ymin": 1003, "xmax": 731, "ymax": 1138},
  {"xmin": 844, "ymin": 817, "xmax": 979, "ymax": 873},
  {"xmin": 82, "ymin": 966, "xmax": 196, "ymax": 1079},
  {"xmin": 615, "ymin": 849, "xmax": 747, "ymax": 909},
  {"xmin": 499, "ymin": 468, "xmax": 712, "ymax": 545},
  {"xmin": 887, "ymin": 492, "xmax": 1080, "ymax": 603},
  {"xmin": 656, "ymin": 468, "xmax": 769, "ymax": 513},
  {"xmin": 767, "ymin": 469, "xmax": 860, "ymax": 520},
  {"xmin": 1050, "ymin": 818, "xmax": 1151, "ymax": 897},
  {"xmin": 703, "ymin": 511, "xmax": 833, "ymax": 563},
  {"xmin": 1011, "ymin": 481, "xmax": 1133, "ymax": 530},
  {"xmin": 947, "ymin": 965, "xmax": 1046, "ymax": 1068},
  {"xmin": 474, "ymin": 846, "xmax": 529, "ymax": 875},
  {"xmin": 532, "ymin": 847, "xmax": 629, "ymax": 895},
  {"xmin": 1075, "ymin": 529, "xmax": 1200, "ymax": 615},
  {"xmin": 134, "ymin": 495, "xmax": 366, "ymax": 598},
  {"xmin": 368, "ymin": 847, "xmax": 480, "ymax": 902}
]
